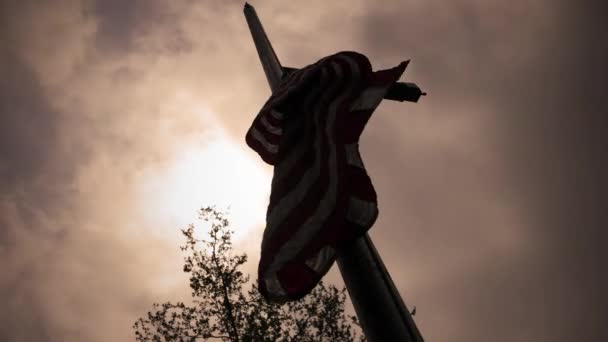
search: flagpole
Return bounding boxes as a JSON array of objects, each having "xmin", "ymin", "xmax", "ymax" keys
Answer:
[
  {"xmin": 337, "ymin": 234, "xmax": 424, "ymax": 341},
  {"xmin": 243, "ymin": 3, "xmax": 423, "ymax": 341}
]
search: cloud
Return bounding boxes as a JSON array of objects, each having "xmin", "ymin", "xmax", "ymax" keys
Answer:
[
  {"xmin": 353, "ymin": 0, "xmax": 607, "ymax": 340},
  {"xmin": 1, "ymin": 1, "xmax": 604, "ymax": 341},
  {"xmin": 0, "ymin": 1, "xmax": 199, "ymax": 340}
]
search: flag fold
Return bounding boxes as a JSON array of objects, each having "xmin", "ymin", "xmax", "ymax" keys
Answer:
[{"xmin": 246, "ymin": 51, "xmax": 408, "ymax": 302}]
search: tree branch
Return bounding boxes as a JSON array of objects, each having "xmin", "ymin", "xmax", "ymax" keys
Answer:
[{"xmin": 212, "ymin": 237, "xmax": 240, "ymax": 342}]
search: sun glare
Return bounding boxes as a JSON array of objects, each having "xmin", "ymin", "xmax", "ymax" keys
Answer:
[{"xmin": 139, "ymin": 130, "xmax": 271, "ymax": 244}]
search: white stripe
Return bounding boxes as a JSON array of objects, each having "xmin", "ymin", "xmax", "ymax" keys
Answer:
[
  {"xmin": 260, "ymin": 115, "xmax": 282, "ymax": 135},
  {"xmin": 265, "ymin": 55, "xmax": 363, "ymax": 276},
  {"xmin": 345, "ymin": 197, "xmax": 377, "ymax": 227},
  {"xmin": 249, "ymin": 126, "xmax": 278, "ymax": 154},
  {"xmin": 344, "ymin": 143, "xmax": 364, "ymax": 169},
  {"xmin": 269, "ymin": 109, "xmax": 283, "ymax": 120},
  {"xmin": 304, "ymin": 245, "xmax": 335, "ymax": 273},
  {"xmin": 270, "ymin": 68, "xmax": 329, "ymax": 190},
  {"xmin": 349, "ymin": 86, "xmax": 389, "ymax": 111},
  {"xmin": 264, "ymin": 275, "xmax": 287, "ymax": 299},
  {"xmin": 262, "ymin": 66, "xmax": 335, "ymax": 247}
]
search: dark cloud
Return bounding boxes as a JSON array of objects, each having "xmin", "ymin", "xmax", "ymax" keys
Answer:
[
  {"xmin": 0, "ymin": 5, "xmax": 76, "ymax": 248},
  {"xmin": 90, "ymin": 0, "xmax": 195, "ymax": 57},
  {"xmin": 0, "ymin": 52, "xmax": 57, "ymax": 185},
  {"xmin": 0, "ymin": 2, "xmax": 186, "ymax": 341},
  {"xmin": 357, "ymin": 0, "xmax": 607, "ymax": 340},
  {"xmin": 1, "ymin": 6, "xmax": 75, "ymax": 340},
  {"xmin": 1, "ymin": 1, "xmax": 605, "ymax": 341},
  {"xmin": 90, "ymin": 0, "xmax": 146, "ymax": 51}
]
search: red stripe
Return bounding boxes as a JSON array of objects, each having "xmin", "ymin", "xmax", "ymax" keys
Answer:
[
  {"xmin": 247, "ymin": 62, "xmax": 316, "ymax": 162},
  {"xmin": 266, "ymin": 63, "xmax": 340, "ymax": 210},
  {"xmin": 339, "ymin": 108, "xmax": 374, "ymax": 143},
  {"xmin": 275, "ymin": 191, "xmax": 351, "ymax": 300},
  {"xmin": 270, "ymin": 202, "xmax": 346, "ymax": 300},
  {"xmin": 270, "ymin": 57, "xmax": 354, "ymax": 216},
  {"xmin": 263, "ymin": 59, "xmax": 323, "ymax": 112},
  {"xmin": 257, "ymin": 51, "xmax": 399, "ymax": 300},
  {"xmin": 271, "ymin": 54, "xmax": 366, "ymax": 206},
  {"xmin": 248, "ymin": 58, "xmax": 329, "ymax": 164},
  {"xmin": 340, "ymin": 63, "xmax": 406, "ymax": 143},
  {"xmin": 260, "ymin": 59, "xmax": 354, "ymax": 275},
  {"xmin": 260, "ymin": 64, "xmax": 344, "ymax": 266},
  {"xmin": 261, "ymin": 57, "xmax": 366, "ymax": 298},
  {"xmin": 276, "ymin": 262, "xmax": 317, "ymax": 300},
  {"xmin": 269, "ymin": 149, "xmax": 314, "ymax": 208},
  {"xmin": 272, "ymin": 70, "xmax": 326, "ymax": 167},
  {"xmin": 267, "ymin": 70, "xmax": 331, "ymax": 209},
  {"xmin": 266, "ymin": 64, "xmax": 314, "ymax": 105},
  {"xmin": 245, "ymin": 134, "xmax": 275, "ymax": 165}
]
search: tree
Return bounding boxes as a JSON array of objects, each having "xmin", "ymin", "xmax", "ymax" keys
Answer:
[{"xmin": 134, "ymin": 207, "xmax": 366, "ymax": 341}]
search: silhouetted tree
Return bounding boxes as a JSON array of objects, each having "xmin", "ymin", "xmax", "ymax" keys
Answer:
[{"xmin": 134, "ymin": 207, "xmax": 365, "ymax": 341}]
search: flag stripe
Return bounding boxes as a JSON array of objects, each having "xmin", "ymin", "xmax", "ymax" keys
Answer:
[
  {"xmin": 346, "ymin": 165, "xmax": 378, "ymax": 202},
  {"xmin": 263, "ymin": 56, "xmax": 362, "ymax": 286},
  {"xmin": 269, "ymin": 68, "xmax": 330, "ymax": 201},
  {"xmin": 261, "ymin": 65, "xmax": 338, "ymax": 245},
  {"xmin": 350, "ymin": 86, "xmax": 389, "ymax": 111},
  {"xmin": 260, "ymin": 115, "xmax": 282, "ymax": 135},
  {"xmin": 344, "ymin": 143, "xmax": 365, "ymax": 169},
  {"xmin": 262, "ymin": 61, "xmax": 348, "ymax": 268},
  {"xmin": 247, "ymin": 62, "xmax": 318, "ymax": 164},
  {"xmin": 304, "ymin": 245, "xmax": 335, "ymax": 274},
  {"xmin": 247, "ymin": 51, "xmax": 409, "ymax": 301},
  {"xmin": 262, "ymin": 54, "xmax": 376, "ymax": 300},
  {"xmin": 346, "ymin": 197, "xmax": 378, "ymax": 227}
]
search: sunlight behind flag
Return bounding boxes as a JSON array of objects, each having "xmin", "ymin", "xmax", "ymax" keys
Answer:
[{"xmin": 138, "ymin": 129, "xmax": 272, "ymax": 244}]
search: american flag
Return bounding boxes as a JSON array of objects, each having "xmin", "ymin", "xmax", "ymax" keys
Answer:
[{"xmin": 246, "ymin": 51, "xmax": 408, "ymax": 302}]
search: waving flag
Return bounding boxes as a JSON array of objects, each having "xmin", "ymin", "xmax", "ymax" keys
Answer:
[{"xmin": 246, "ymin": 51, "xmax": 408, "ymax": 302}]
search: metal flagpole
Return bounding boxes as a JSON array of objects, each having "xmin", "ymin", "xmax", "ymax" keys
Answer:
[
  {"xmin": 337, "ymin": 234, "xmax": 424, "ymax": 341},
  {"xmin": 243, "ymin": 3, "xmax": 424, "ymax": 341}
]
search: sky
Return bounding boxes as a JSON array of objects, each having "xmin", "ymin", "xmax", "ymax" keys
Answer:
[{"xmin": 1, "ymin": 0, "xmax": 606, "ymax": 341}]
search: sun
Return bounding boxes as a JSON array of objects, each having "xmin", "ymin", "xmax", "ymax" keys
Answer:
[{"xmin": 138, "ymin": 129, "xmax": 272, "ymax": 244}]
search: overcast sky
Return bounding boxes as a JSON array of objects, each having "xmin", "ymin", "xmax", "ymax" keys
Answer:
[{"xmin": 1, "ymin": 1, "xmax": 606, "ymax": 341}]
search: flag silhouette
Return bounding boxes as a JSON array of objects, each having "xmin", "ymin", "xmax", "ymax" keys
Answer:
[{"xmin": 246, "ymin": 51, "xmax": 408, "ymax": 302}]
